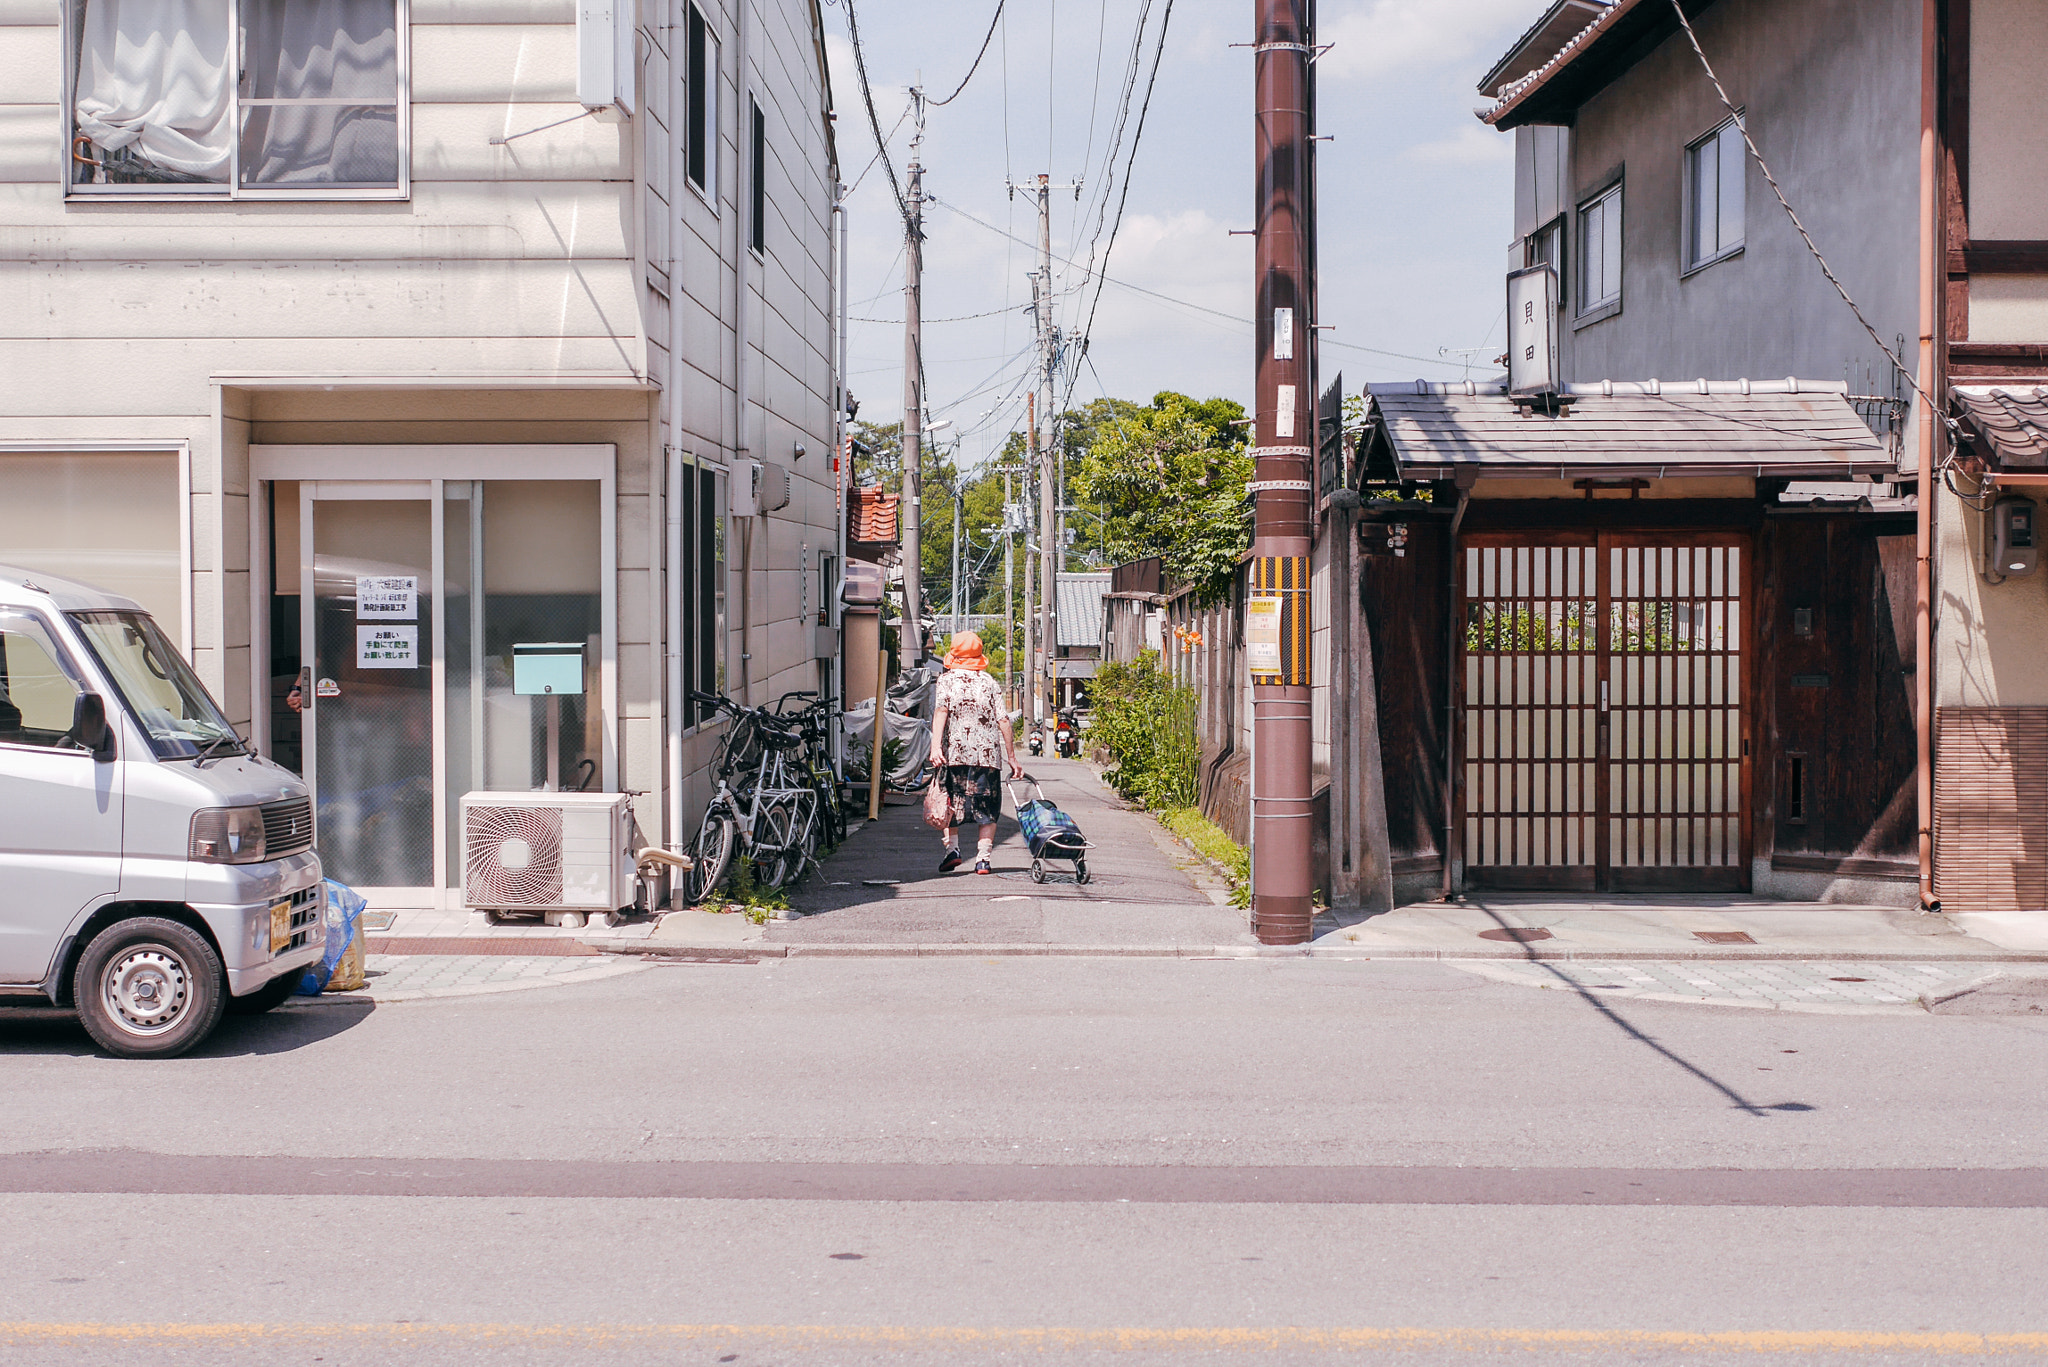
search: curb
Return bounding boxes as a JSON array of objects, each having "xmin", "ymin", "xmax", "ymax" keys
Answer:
[{"xmin": 597, "ymin": 941, "xmax": 2048, "ymax": 964}]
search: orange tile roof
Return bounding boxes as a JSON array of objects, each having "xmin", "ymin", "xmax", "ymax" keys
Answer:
[{"xmin": 849, "ymin": 487, "xmax": 900, "ymax": 544}]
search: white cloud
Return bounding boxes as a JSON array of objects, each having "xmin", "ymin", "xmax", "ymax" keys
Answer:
[
  {"xmin": 1317, "ymin": 0, "xmax": 1538, "ymax": 83},
  {"xmin": 1402, "ymin": 123, "xmax": 1514, "ymax": 166}
]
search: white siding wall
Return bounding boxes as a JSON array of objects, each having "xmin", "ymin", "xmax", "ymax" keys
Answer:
[{"xmin": 0, "ymin": 0, "xmax": 841, "ymax": 847}]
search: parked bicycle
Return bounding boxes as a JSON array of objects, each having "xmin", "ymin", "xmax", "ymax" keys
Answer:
[{"xmin": 683, "ymin": 688, "xmax": 845, "ymax": 903}]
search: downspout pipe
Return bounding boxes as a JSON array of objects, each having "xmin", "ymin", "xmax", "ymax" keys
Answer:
[
  {"xmin": 1441, "ymin": 483, "xmax": 1469, "ymax": 902},
  {"xmin": 667, "ymin": 444, "xmax": 685, "ymax": 854},
  {"xmin": 1915, "ymin": 0, "xmax": 1938, "ymax": 909},
  {"xmin": 735, "ymin": 0, "xmax": 753, "ymax": 702},
  {"xmin": 832, "ymin": 185, "xmax": 849, "ymax": 766}
]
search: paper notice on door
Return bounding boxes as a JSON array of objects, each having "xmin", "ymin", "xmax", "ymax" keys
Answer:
[
  {"xmin": 356, "ymin": 576, "xmax": 417, "ymax": 620},
  {"xmin": 1246, "ymin": 595, "xmax": 1283, "ymax": 675},
  {"xmin": 357, "ymin": 624, "xmax": 418, "ymax": 669}
]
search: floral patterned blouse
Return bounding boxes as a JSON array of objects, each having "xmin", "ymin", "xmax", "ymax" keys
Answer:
[{"xmin": 935, "ymin": 668, "xmax": 1008, "ymax": 770}]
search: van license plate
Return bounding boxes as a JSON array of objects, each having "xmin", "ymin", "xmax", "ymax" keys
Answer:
[{"xmin": 269, "ymin": 900, "xmax": 292, "ymax": 953}]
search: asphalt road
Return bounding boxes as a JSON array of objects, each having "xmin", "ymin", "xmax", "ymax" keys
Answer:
[{"xmin": 4, "ymin": 956, "xmax": 2048, "ymax": 1365}]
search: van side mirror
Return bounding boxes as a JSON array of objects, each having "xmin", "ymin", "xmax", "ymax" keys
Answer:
[{"xmin": 71, "ymin": 692, "xmax": 112, "ymax": 758}]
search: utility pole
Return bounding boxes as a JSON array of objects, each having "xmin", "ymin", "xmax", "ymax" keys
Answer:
[
  {"xmin": 1248, "ymin": 0, "xmax": 1315, "ymax": 943},
  {"xmin": 1002, "ymin": 462, "xmax": 1017, "ymax": 712},
  {"xmin": 1031, "ymin": 173, "xmax": 1059, "ymax": 722},
  {"xmin": 900, "ymin": 86, "xmax": 927, "ymax": 668},
  {"xmin": 1023, "ymin": 391, "xmax": 1040, "ymax": 725},
  {"xmin": 950, "ymin": 465, "xmax": 963, "ymax": 643}
]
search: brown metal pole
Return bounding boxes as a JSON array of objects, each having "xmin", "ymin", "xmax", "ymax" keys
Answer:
[
  {"xmin": 1915, "ymin": 0, "xmax": 1937, "ymax": 908},
  {"xmin": 1250, "ymin": 0, "xmax": 1315, "ymax": 943}
]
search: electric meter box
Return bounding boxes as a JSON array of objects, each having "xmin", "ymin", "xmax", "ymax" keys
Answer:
[
  {"xmin": 513, "ymin": 641, "xmax": 586, "ymax": 695},
  {"xmin": 1992, "ymin": 496, "xmax": 2039, "ymax": 578}
]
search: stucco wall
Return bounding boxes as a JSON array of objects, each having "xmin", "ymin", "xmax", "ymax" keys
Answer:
[
  {"xmin": 1556, "ymin": 0, "xmax": 1920, "ymax": 391},
  {"xmin": 1968, "ymin": 0, "xmax": 2048, "ymax": 241},
  {"xmin": 1936, "ymin": 485, "xmax": 2048, "ymax": 707},
  {"xmin": 0, "ymin": 0, "xmax": 842, "ymax": 855}
]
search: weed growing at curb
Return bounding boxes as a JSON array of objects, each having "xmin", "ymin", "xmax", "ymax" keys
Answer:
[{"xmin": 1161, "ymin": 806, "xmax": 1251, "ymax": 908}]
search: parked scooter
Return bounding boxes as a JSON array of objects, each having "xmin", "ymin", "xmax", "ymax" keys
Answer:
[
  {"xmin": 1027, "ymin": 726, "xmax": 1045, "ymax": 757},
  {"xmin": 1055, "ymin": 711, "xmax": 1079, "ymax": 758}
]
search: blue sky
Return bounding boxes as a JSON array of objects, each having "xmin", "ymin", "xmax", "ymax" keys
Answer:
[{"xmin": 824, "ymin": 0, "xmax": 1546, "ymax": 469}]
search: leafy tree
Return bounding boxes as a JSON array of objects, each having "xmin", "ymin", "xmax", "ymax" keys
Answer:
[{"xmin": 1074, "ymin": 391, "xmax": 1251, "ymax": 599}]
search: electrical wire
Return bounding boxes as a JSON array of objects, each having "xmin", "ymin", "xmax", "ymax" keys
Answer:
[
  {"xmin": 1072, "ymin": 0, "xmax": 1174, "ymax": 378},
  {"xmin": 850, "ymin": 303, "xmax": 1034, "ymax": 326},
  {"xmin": 930, "ymin": 0, "xmax": 1006, "ymax": 106},
  {"xmin": 1668, "ymin": 0, "xmax": 1954, "ymax": 451},
  {"xmin": 932, "ymin": 196, "xmax": 1477, "ymax": 371},
  {"xmin": 843, "ymin": 104, "xmax": 910, "ymax": 197},
  {"xmin": 844, "ymin": 0, "xmax": 911, "ymax": 228}
]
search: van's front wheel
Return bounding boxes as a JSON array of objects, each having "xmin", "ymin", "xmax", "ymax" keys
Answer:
[{"xmin": 74, "ymin": 918, "xmax": 226, "ymax": 1059}]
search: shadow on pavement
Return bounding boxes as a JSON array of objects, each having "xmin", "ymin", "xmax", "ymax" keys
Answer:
[
  {"xmin": 1474, "ymin": 905, "xmax": 1817, "ymax": 1117},
  {"xmin": 0, "ymin": 996, "xmax": 375, "ymax": 1059}
]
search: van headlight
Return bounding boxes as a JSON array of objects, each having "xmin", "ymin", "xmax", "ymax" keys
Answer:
[{"xmin": 190, "ymin": 806, "xmax": 268, "ymax": 864}]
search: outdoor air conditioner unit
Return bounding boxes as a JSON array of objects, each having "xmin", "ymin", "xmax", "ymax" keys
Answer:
[
  {"xmin": 730, "ymin": 459, "xmax": 793, "ymax": 518},
  {"xmin": 461, "ymin": 791, "xmax": 635, "ymax": 914}
]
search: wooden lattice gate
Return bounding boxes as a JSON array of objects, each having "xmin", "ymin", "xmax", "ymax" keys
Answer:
[{"xmin": 1458, "ymin": 532, "xmax": 1751, "ymax": 893}]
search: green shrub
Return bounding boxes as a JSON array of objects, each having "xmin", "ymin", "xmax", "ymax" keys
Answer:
[{"xmin": 1090, "ymin": 650, "xmax": 1199, "ymax": 810}]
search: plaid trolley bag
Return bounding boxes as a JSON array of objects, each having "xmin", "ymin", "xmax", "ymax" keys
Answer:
[{"xmin": 1010, "ymin": 779, "xmax": 1091, "ymax": 885}]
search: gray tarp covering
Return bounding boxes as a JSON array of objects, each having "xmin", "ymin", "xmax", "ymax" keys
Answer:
[{"xmin": 841, "ymin": 699, "xmax": 931, "ymax": 789}]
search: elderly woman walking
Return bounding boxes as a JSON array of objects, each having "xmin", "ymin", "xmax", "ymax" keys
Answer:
[{"xmin": 928, "ymin": 632, "xmax": 1025, "ymax": 874}]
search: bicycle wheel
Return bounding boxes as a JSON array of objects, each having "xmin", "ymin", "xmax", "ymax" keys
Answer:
[
  {"xmin": 755, "ymin": 800, "xmax": 797, "ymax": 889},
  {"xmin": 813, "ymin": 771, "xmax": 846, "ymax": 847},
  {"xmin": 684, "ymin": 812, "xmax": 737, "ymax": 904}
]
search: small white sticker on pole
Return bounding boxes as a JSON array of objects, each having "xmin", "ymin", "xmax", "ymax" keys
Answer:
[
  {"xmin": 1273, "ymin": 307, "xmax": 1294, "ymax": 361},
  {"xmin": 1246, "ymin": 596, "xmax": 1283, "ymax": 675},
  {"xmin": 1275, "ymin": 384, "xmax": 1296, "ymax": 439}
]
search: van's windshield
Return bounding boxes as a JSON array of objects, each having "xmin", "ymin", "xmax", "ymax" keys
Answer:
[{"xmin": 69, "ymin": 611, "xmax": 243, "ymax": 760}]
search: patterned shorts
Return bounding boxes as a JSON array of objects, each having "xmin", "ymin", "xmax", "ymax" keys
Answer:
[{"xmin": 944, "ymin": 764, "xmax": 1004, "ymax": 827}]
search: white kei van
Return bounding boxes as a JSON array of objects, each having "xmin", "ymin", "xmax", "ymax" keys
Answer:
[{"xmin": 0, "ymin": 565, "xmax": 325, "ymax": 1057}]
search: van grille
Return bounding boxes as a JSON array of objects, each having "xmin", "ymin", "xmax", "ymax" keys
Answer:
[{"xmin": 261, "ymin": 797, "xmax": 315, "ymax": 857}]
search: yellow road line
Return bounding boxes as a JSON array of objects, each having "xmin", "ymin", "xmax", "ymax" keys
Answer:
[{"xmin": 3, "ymin": 1323, "xmax": 2047, "ymax": 1354}]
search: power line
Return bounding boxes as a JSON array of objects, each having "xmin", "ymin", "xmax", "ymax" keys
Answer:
[
  {"xmin": 844, "ymin": 103, "xmax": 910, "ymax": 196},
  {"xmin": 1667, "ymin": 0, "xmax": 1950, "ymax": 442},
  {"xmin": 851, "ymin": 303, "xmax": 1034, "ymax": 326},
  {"xmin": 1073, "ymin": 0, "xmax": 1175, "ymax": 378},
  {"xmin": 933, "ymin": 196, "xmax": 1477, "ymax": 372},
  {"xmin": 930, "ymin": 0, "xmax": 1006, "ymax": 106},
  {"xmin": 844, "ymin": 0, "xmax": 911, "ymax": 228}
]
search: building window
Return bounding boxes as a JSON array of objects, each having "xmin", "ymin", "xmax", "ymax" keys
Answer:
[
  {"xmin": 686, "ymin": 4, "xmax": 717, "ymax": 201},
  {"xmin": 1685, "ymin": 117, "xmax": 1746, "ymax": 270},
  {"xmin": 1527, "ymin": 215, "xmax": 1564, "ymax": 274},
  {"xmin": 1577, "ymin": 182, "xmax": 1622, "ymax": 316},
  {"xmin": 680, "ymin": 461, "xmax": 727, "ymax": 728},
  {"xmin": 749, "ymin": 97, "xmax": 766, "ymax": 256},
  {"xmin": 66, "ymin": 0, "xmax": 407, "ymax": 198}
]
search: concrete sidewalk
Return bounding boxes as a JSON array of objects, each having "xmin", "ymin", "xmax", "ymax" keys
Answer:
[
  {"xmin": 1311, "ymin": 894, "xmax": 2048, "ymax": 963},
  {"xmin": 640, "ymin": 756, "xmax": 1253, "ymax": 955},
  {"xmin": 615, "ymin": 757, "xmax": 2048, "ymax": 964}
]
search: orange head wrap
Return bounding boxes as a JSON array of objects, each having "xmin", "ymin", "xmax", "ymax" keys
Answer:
[{"xmin": 943, "ymin": 631, "xmax": 988, "ymax": 672}]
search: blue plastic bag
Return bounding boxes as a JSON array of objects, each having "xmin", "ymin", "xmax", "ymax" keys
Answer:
[{"xmin": 297, "ymin": 878, "xmax": 365, "ymax": 995}]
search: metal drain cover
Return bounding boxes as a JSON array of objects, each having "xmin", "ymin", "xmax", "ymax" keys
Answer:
[
  {"xmin": 1477, "ymin": 927, "xmax": 1553, "ymax": 943},
  {"xmin": 1693, "ymin": 930, "xmax": 1757, "ymax": 945}
]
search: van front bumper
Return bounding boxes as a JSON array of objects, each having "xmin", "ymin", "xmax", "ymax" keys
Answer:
[{"xmin": 189, "ymin": 852, "xmax": 328, "ymax": 996}]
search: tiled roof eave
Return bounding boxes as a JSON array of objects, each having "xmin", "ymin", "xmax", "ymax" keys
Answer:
[{"xmin": 1480, "ymin": 0, "xmax": 1645, "ymax": 128}]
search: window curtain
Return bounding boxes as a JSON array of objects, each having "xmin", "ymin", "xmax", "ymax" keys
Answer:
[
  {"xmin": 240, "ymin": 0, "xmax": 399, "ymax": 185},
  {"xmin": 73, "ymin": 0, "xmax": 234, "ymax": 181}
]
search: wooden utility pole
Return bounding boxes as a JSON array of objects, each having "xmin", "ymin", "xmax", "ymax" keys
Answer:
[
  {"xmin": 900, "ymin": 87, "xmax": 927, "ymax": 667},
  {"xmin": 1003, "ymin": 463, "xmax": 1016, "ymax": 713},
  {"xmin": 1024, "ymin": 391, "xmax": 1040, "ymax": 725},
  {"xmin": 1248, "ymin": 0, "xmax": 1315, "ymax": 943},
  {"xmin": 1031, "ymin": 173, "xmax": 1059, "ymax": 722}
]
